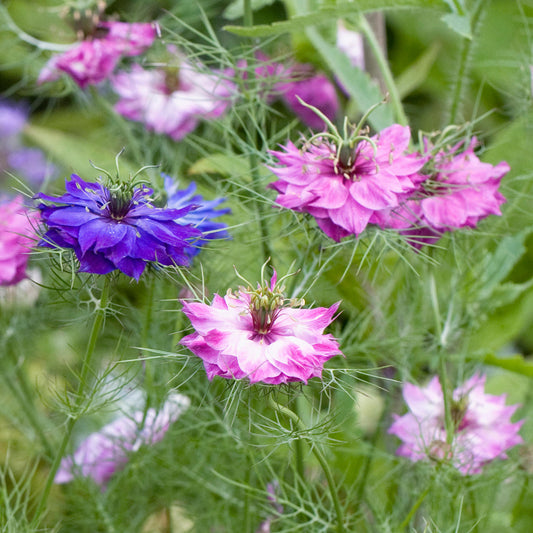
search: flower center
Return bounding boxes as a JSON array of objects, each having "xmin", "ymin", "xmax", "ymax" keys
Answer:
[
  {"xmin": 450, "ymin": 397, "xmax": 468, "ymax": 430},
  {"xmin": 105, "ymin": 189, "xmax": 133, "ymax": 221},
  {"xmin": 249, "ymin": 286, "xmax": 284, "ymax": 336}
]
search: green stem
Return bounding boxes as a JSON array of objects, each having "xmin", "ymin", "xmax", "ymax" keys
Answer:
[
  {"xmin": 270, "ymin": 399, "xmax": 345, "ymax": 533},
  {"xmin": 293, "ymin": 396, "xmax": 305, "ymax": 481},
  {"xmin": 399, "ymin": 485, "xmax": 430, "ymax": 531},
  {"xmin": 447, "ymin": 0, "xmax": 485, "ymax": 125},
  {"xmin": 250, "ymin": 151, "xmax": 273, "ymax": 266},
  {"xmin": 141, "ymin": 277, "xmax": 156, "ymax": 413},
  {"xmin": 358, "ymin": 14, "xmax": 408, "ymax": 126},
  {"xmin": 243, "ymin": 0, "xmax": 253, "ymax": 27},
  {"xmin": 34, "ymin": 276, "xmax": 111, "ymax": 522}
]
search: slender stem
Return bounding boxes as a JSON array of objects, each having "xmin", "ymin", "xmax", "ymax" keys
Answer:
[
  {"xmin": 243, "ymin": 0, "xmax": 253, "ymax": 27},
  {"xmin": 270, "ymin": 398, "xmax": 345, "ymax": 533},
  {"xmin": 34, "ymin": 276, "xmax": 111, "ymax": 521},
  {"xmin": 447, "ymin": 0, "xmax": 485, "ymax": 125},
  {"xmin": 399, "ymin": 485, "xmax": 430, "ymax": 531},
  {"xmin": 250, "ymin": 151, "xmax": 273, "ymax": 266},
  {"xmin": 293, "ymin": 396, "xmax": 305, "ymax": 481},
  {"xmin": 358, "ymin": 14, "xmax": 408, "ymax": 126},
  {"xmin": 141, "ymin": 276, "xmax": 156, "ymax": 414}
]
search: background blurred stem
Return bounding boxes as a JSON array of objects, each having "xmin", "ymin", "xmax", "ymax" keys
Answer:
[
  {"xmin": 34, "ymin": 275, "xmax": 111, "ymax": 522},
  {"xmin": 359, "ymin": 14, "xmax": 408, "ymax": 126}
]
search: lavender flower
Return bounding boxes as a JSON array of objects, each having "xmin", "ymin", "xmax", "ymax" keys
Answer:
[
  {"xmin": 0, "ymin": 100, "xmax": 56, "ymax": 186},
  {"xmin": 388, "ymin": 375, "xmax": 523, "ymax": 474},
  {"xmin": 35, "ymin": 174, "xmax": 202, "ymax": 280},
  {"xmin": 180, "ymin": 270, "xmax": 342, "ymax": 385},
  {"xmin": 164, "ymin": 174, "xmax": 230, "ymax": 257},
  {"xmin": 111, "ymin": 56, "xmax": 235, "ymax": 141},
  {"xmin": 55, "ymin": 393, "xmax": 190, "ymax": 488}
]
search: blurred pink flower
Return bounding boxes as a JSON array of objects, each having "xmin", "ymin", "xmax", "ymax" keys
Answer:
[
  {"xmin": 0, "ymin": 196, "xmax": 39, "ymax": 286},
  {"xmin": 180, "ymin": 271, "xmax": 342, "ymax": 384},
  {"xmin": 112, "ymin": 60, "xmax": 235, "ymax": 141},
  {"xmin": 388, "ymin": 375, "xmax": 523, "ymax": 474},
  {"xmin": 38, "ymin": 21, "xmax": 157, "ymax": 88},
  {"xmin": 249, "ymin": 53, "xmax": 339, "ymax": 129},
  {"xmin": 268, "ymin": 124, "xmax": 426, "ymax": 240},
  {"xmin": 55, "ymin": 393, "xmax": 190, "ymax": 488}
]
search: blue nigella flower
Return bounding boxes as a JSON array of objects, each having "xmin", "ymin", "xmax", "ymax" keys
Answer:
[
  {"xmin": 163, "ymin": 174, "xmax": 230, "ymax": 258},
  {"xmin": 35, "ymin": 174, "xmax": 202, "ymax": 280}
]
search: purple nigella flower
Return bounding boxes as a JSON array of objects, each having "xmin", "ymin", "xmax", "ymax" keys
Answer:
[
  {"xmin": 164, "ymin": 174, "xmax": 230, "ymax": 257},
  {"xmin": 0, "ymin": 196, "xmax": 40, "ymax": 286},
  {"xmin": 388, "ymin": 374, "xmax": 523, "ymax": 474},
  {"xmin": 55, "ymin": 393, "xmax": 190, "ymax": 488},
  {"xmin": 0, "ymin": 100, "xmax": 56, "ymax": 186},
  {"xmin": 268, "ymin": 124, "xmax": 426, "ymax": 240},
  {"xmin": 111, "ymin": 57, "xmax": 235, "ymax": 141},
  {"xmin": 180, "ymin": 270, "xmax": 342, "ymax": 384},
  {"xmin": 35, "ymin": 174, "xmax": 202, "ymax": 280},
  {"xmin": 38, "ymin": 21, "xmax": 157, "ymax": 88}
]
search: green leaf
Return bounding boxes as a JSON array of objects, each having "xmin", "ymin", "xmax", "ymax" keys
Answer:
[
  {"xmin": 188, "ymin": 153, "xmax": 251, "ymax": 179},
  {"xmin": 305, "ymin": 27, "xmax": 394, "ymax": 131},
  {"xmin": 223, "ymin": 0, "xmax": 278, "ymax": 20},
  {"xmin": 468, "ymin": 352, "xmax": 533, "ymax": 379},
  {"xmin": 477, "ymin": 229, "xmax": 532, "ymax": 301},
  {"xmin": 395, "ymin": 42, "xmax": 441, "ymax": 99},
  {"xmin": 440, "ymin": 12, "xmax": 472, "ymax": 39},
  {"xmin": 224, "ymin": 1, "xmax": 449, "ymax": 37},
  {"xmin": 24, "ymin": 125, "xmax": 137, "ymax": 178}
]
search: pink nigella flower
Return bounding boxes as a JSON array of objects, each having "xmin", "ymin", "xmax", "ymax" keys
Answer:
[
  {"xmin": 388, "ymin": 375, "xmax": 523, "ymax": 474},
  {"xmin": 38, "ymin": 21, "xmax": 157, "ymax": 88},
  {"xmin": 0, "ymin": 196, "xmax": 39, "ymax": 286},
  {"xmin": 112, "ymin": 60, "xmax": 235, "ymax": 141},
  {"xmin": 374, "ymin": 137, "xmax": 509, "ymax": 245},
  {"xmin": 268, "ymin": 123, "xmax": 426, "ymax": 240},
  {"xmin": 55, "ymin": 393, "xmax": 190, "ymax": 488},
  {"xmin": 180, "ymin": 270, "xmax": 342, "ymax": 384}
]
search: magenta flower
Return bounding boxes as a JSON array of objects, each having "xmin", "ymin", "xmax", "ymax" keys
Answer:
[
  {"xmin": 388, "ymin": 375, "xmax": 523, "ymax": 474},
  {"xmin": 374, "ymin": 138, "xmax": 509, "ymax": 245},
  {"xmin": 112, "ymin": 59, "xmax": 235, "ymax": 141},
  {"xmin": 0, "ymin": 196, "xmax": 39, "ymax": 286},
  {"xmin": 417, "ymin": 138, "xmax": 508, "ymax": 231},
  {"xmin": 55, "ymin": 393, "xmax": 190, "ymax": 488},
  {"xmin": 38, "ymin": 21, "xmax": 157, "ymax": 88},
  {"xmin": 180, "ymin": 271, "xmax": 342, "ymax": 384},
  {"xmin": 268, "ymin": 124, "xmax": 426, "ymax": 240}
]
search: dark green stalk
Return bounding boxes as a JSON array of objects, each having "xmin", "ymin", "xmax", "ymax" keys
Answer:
[
  {"xmin": 243, "ymin": 0, "xmax": 253, "ymax": 27},
  {"xmin": 447, "ymin": 0, "xmax": 486, "ymax": 125},
  {"xmin": 270, "ymin": 398, "xmax": 345, "ymax": 533},
  {"xmin": 34, "ymin": 276, "xmax": 111, "ymax": 522}
]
